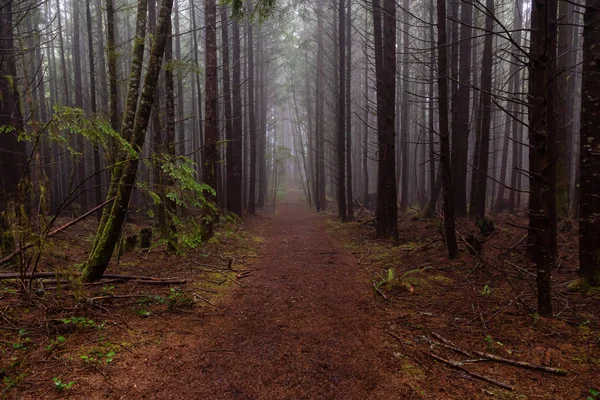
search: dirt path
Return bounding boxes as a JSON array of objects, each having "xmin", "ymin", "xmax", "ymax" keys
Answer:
[{"xmin": 104, "ymin": 191, "xmax": 412, "ymax": 399}]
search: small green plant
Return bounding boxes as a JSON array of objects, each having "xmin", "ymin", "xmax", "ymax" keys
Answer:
[
  {"xmin": 137, "ymin": 309, "xmax": 151, "ymax": 317},
  {"xmin": 3, "ymin": 373, "xmax": 27, "ymax": 391},
  {"xmin": 588, "ymin": 388, "xmax": 599, "ymax": 400},
  {"xmin": 80, "ymin": 348, "xmax": 116, "ymax": 365},
  {"xmin": 479, "ymin": 284, "xmax": 492, "ymax": 296},
  {"xmin": 374, "ymin": 268, "xmax": 395, "ymax": 291},
  {"xmin": 61, "ymin": 316, "xmax": 103, "ymax": 329},
  {"xmin": 46, "ymin": 336, "xmax": 66, "ymax": 351},
  {"xmin": 102, "ymin": 285, "xmax": 115, "ymax": 296},
  {"xmin": 12, "ymin": 329, "xmax": 31, "ymax": 350},
  {"xmin": 52, "ymin": 377, "xmax": 75, "ymax": 391},
  {"xmin": 484, "ymin": 335, "xmax": 503, "ymax": 350}
]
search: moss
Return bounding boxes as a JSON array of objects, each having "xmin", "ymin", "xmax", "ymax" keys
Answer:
[{"xmin": 429, "ymin": 275, "xmax": 454, "ymax": 284}]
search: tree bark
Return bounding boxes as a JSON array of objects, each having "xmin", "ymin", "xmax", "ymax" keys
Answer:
[
  {"xmin": 203, "ymin": 0, "xmax": 219, "ymax": 237},
  {"xmin": 337, "ymin": 0, "xmax": 348, "ymax": 221},
  {"xmin": 578, "ymin": 0, "xmax": 600, "ymax": 286},
  {"xmin": 372, "ymin": 0, "xmax": 399, "ymax": 240},
  {"xmin": 436, "ymin": 0, "xmax": 459, "ymax": 258},
  {"xmin": 83, "ymin": 0, "xmax": 174, "ymax": 282},
  {"xmin": 527, "ymin": 0, "xmax": 558, "ymax": 316},
  {"xmin": 470, "ymin": 0, "xmax": 495, "ymax": 220}
]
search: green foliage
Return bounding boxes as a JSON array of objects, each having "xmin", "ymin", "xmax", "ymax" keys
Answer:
[
  {"xmin": 163, "ymin": 59, "xmax": 203, "ymax": 76},
  {"xmin": 45, "ymin": 336, "xmax": 66, "ymax": 351},
  {"xmin": 11, "ymin": 329, "xmax": 31, "ymax": 350},
  {"xmin": 52, "ymin": 377, "xmax": 75, "ymax": 391},
  {"xmin": 223, "ymin": 0, "xmax": 278, "ymax": 21},
  {"xmin": 588, "ymin": 388, "xmax": 599, "ymax": 400},
  {"xmin": 480, "ymin": 284, "xmax": 492, "ymax": 296},
  {"xmin": 80, "ymin": 348, "xmax": 116, "ymax": 365},
  {"xmin": 2, "ymin": 373, "xmax": 26, "ymax": 392},
  {"xmin": 61, "ymin": 317, "xmax": 103, "ymax": 329},
  {"xmin": 50, "ymin": 106, "xmax": 137, "ymax": 158}
]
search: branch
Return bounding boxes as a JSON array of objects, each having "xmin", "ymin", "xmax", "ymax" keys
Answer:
[{"xmin": 0, "ymin": 197, "xmax": 116, "ymax": 266}]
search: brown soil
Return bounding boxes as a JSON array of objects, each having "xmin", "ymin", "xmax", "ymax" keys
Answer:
[
  {"xmin": 2, "ymin": 189, "xmax": 599, "ymax": 399},
  {"xmin": 81, "ymin": 190, "xmax": 415, "ymax": 399}
]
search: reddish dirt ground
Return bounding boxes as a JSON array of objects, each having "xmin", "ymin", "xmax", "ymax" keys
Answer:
[
  {"xmin": 3, "ymin": 189, "xmax": 599, "ymax": 399},
  {"xmin": 88, "ymin": 191, "xmax": 415, "ymax": 399}
]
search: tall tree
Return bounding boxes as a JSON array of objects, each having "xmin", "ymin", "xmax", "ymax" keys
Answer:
[
  {"xmin": 0, "ymin": 0, "xmax": 26, "ymax": 249},
  {"xmin": 470, "ymin": 0, "xmax": 495, "ymax": 220},
  {"xmin": 345, "ymin": 0, "xmax": 354, "ymax": 221},
  {"xmin": 372, "ymin": 0, "xmax": 398, "ymax": 240},
  {"xmin": 450, "ymin": 0, "xmax": 473, "ymax": 217},
  {"xmin": 246, "ymin": 4, "xmax": 257, "ymax": 215},
  {"xmin": 86, "ymin": 0, "xmax": 103, "ymax": 218},
  {"xmin": 228, "ymin": 16, "xmax": 244, "ymax": 217},
  {"xmin": 527, "ymin": 0, "xmax": 558, "ymax": 316},
  {"xmin": 203, "ymin": 0, "xmax": 219, "ymax": 236},
  {"xmin": 436, "ymin": 0, "xmax": 459, "ymax": 258},
  {"xmin": 314, "ymin": 2, "xmax": 326, "ymax": 211},
  {"xmin": 73, "ymin": 0, "xmax": 88, "ymax": 213},
  {"xmin": 337, "ymin": 0, "xmax": 348, "ymax": 221},
  {"xmin": 578, "ymin": 0, "xmax": 600, "ymax": 287},
  {"xmin": 83, "ymin": 0, "xmax": 174, "ymax": 281},
  {"xmin": 399, "ymin": 0, "xmax": 410, "ymax": 213}
]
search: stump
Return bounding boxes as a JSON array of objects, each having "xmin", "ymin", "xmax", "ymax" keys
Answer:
[{"xmin": 139, "ymin": 228, "xmax": 152, "ymax": 250}]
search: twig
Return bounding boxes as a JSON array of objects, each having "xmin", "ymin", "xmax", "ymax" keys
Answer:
[
  {"xmin": 472, "ymin": 351, "xmax": 567, "ymax": 375},
  {"xmin": 485, "ymin": 293, "xmax": 524, "ymax": 324},
  {"xmin": 425, "ymin": 352, "xmax": 515, "ymax": 391},
  {"xmin": 88, "ymin": 294, "xmax": 153, "ymax": 301},
  {"xmin": 387, "ymin": 331, "xmax": 430, "ymax": 371},
  {"xmin": 431, "ymin": 332, "xmax": 471, "ymax": 357},
  {"xmin": 358, "ymin": 248, "xmax": 371, "ymax": 265},
  {"xmin": 372, "ymin": 282, "xmax": 388, "ymax": 299}
]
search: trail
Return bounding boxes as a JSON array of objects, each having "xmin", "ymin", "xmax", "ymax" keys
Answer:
[{"xmin": 106, "ymin": 190, "xmax": 412, "ymax": 399}]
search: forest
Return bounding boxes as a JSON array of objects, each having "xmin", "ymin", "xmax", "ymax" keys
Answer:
[{"xmin": 0, "ymin": 0, "xmax": 599, "ymax": 397}]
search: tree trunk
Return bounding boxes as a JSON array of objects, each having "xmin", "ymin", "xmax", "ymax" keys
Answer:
[
  {"xmin": 0, "ymin": 0, "xmax": 26, "ymax": 232},
  {"xmin": 229, "ymin": 17, "xmax": 244, "ymax": 217},
  {"xmin": 436, "ymin": 0, "xmax": 459, "ymax": 258},
  {"xmin": 578, "ymin": 0, "xmax": 600, "ymax": 286},
  {"xmin": 470, "ymin": 0, "xmax": 495, "ymax": 220},
  {"xmin": 246, "ymin": 4, "xmax": 257, "ymax": 215},
  {"xmin": 345, "ymin": 0, "xmax": 354, "ymax": 221},
  {"xmin": 372, "ymin": 0, "xmax": 399, "ymax": 240},
  {"xmin": 399, "ymin": 0, "xmax": 410, "ymax": 213},
  {"xmin": 451, "ymin": 0, "xmax": 473, "ymax": 218},
  {"xmin": 527, "ymin": 0, "xmax": 558, "ymax": 316},
  {"xmin": 203, "ymin": 0, "xmax": 219, "ymax": 237},
  {"xmin": 337, "ymin": 0, "xmax": 348, "ymax": 221},
  {"xmin": 86, "ymin": 0, "xmax": 102, "ymax": 219},
  {"xmin": 83, "ymin": 0, "xmax": 174, "ymax": 282}
]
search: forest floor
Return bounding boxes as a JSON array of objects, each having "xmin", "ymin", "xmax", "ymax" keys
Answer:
[{"xmin": 1, "ymin": 188, "xmax": 599, "ymax": 399}]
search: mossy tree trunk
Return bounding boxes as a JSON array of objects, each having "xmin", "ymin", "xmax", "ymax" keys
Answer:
[{"xmin": 83, "ymin": 0, "xmax": 175, "ymax": 282}]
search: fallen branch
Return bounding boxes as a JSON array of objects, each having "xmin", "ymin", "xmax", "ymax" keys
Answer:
[
  {"xmin": 431, "ymin": 332, "xmax": 471, "ymax": 357},
  {"xmin": 472, "ymin": 351, "xmax": 567, "ymax": 376},
  {"xmin": 425, "ymin": 352, "xmax": 514, "ymax": 391},
  {"xmin": 0, "ymin": 197, "xmax": 116, "ymax": 266},
  {"xmin": 88, "ymin": 294, "xmax": 154, "ymax": 301},
  {"xmin": 372, "ymin": 282, "xmax": 388, "ymax": 299}
]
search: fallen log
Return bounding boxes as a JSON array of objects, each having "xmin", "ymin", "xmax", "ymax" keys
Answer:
[
  {"xmin": 0, "ymin": 197, "xmax": 116, "ymax": 266},
  {"xmin": 0, "ymin": 272, "xmax": 185, "ymax": 285},
  {"xmin": 472, "ymin": 351, "xmax": 567, "ymax": 376},
  {"xmin": 425, "ymin": 352, "xmax": 514, "ymax": 391}
]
